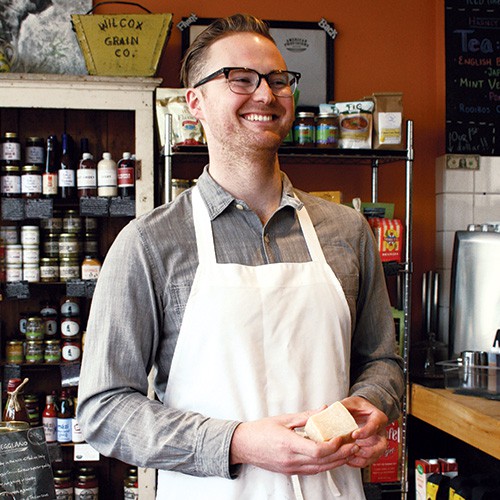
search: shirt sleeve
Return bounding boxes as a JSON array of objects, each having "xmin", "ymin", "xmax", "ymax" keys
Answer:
[
  {"xmin": 77, "ymin": 220, "xmax": 239, "ymax": 478},
  {"xmin": 347, "ymin": 215, "xmax": 405, "ymax": 421}
]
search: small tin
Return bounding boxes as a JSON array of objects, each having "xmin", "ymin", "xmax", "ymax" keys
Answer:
[{"xmin": 23, "ymin": 263, "xmax": 40, "ymax": 283}]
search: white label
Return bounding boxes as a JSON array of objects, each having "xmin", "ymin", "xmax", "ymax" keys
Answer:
[
  {"xmin": 58, "ymin": 169, "xmax": 75, "ymax": 187},
  {"xmin": 1, "ymin": 175, "xmax": 21, "ymax": 194},
  {"xmin": 57, "ymin": 418, "xmax": 72, "ymax": 442},
  {"xmin": 77, "ymin": 169, "xmax": 97, "ymax": 189},
  {"xmin": 97, "ymin": 168, "xmax": 117, "ymax": 187},
  {"xmin": 62, "ymin": 343, "xmax": 81, "ymax": 361},
  {"xmin": 1, "ymin": 142, "xmax": 21, "ymax": 160},
  {"xmin": 21, "ymin": 174, "xmax": 42, "ymax": 194},
  {"xmin": 124, "ymin": 486, "xmax": 139, "ymax": 499},
  {"xmin": 378, "ymin": 112, "xmax": 402, "ymax": 144},
  {"xmin": 43, "ymin": 416, "xmax": 57, "ymax": 442},
  {"xmin": 26, "ymin": 146, "xmax": 44, "ymax": 164},
  {"xmin": 43, "ymin": 173, "xmax": 58, "ymax": 195},
  {"xmin": 82, "ymin": 264, "xmax": 100, "ymax": 280},
  {"xmin": 72, "ymin": 418, "xmax": 85, "ymax": 443},
  {"xmin": 61, "ymin": 319, "xmax": 80, "ymax": 337}
]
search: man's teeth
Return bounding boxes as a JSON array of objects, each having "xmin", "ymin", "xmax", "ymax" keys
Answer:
[{"xmin": 244, "ymin": 114, "xmax": 273, "ymax": 122}]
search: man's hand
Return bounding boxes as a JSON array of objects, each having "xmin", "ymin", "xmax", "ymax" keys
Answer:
[
  {"xmin": 340, "ymin": 396, "xmax": 389, "ymax": 468},
  {"xmin": 230, "ymin": 409, "xmax": 361, "ymax": 476}
]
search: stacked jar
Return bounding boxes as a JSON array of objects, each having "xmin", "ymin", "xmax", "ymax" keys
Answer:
[
  {"xmin": 40, "ymin": 210, "xmax": 63, "ymax": 282},
  {"xmin": 21, "ymin": 224, "xmax": 40, "ymax": 282},
  {"xmin": 53, "ymin": 466, "xmax": 99, "ymax": 499},
  {"xmin": 0, "ymin": 132, "xmax": 22, "ymax": 198},
  {"xmin": 4, "ymin": 226, "xmax": 22, "ymax": 282},
  {"xmin": 60, "ymin": 297, "xmax": 82, "ymax": 363}
]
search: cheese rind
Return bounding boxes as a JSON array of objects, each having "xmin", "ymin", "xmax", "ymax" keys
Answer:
[{"xmin": 304, "ymin": 401, "xmax": 359, "ymax": 442}]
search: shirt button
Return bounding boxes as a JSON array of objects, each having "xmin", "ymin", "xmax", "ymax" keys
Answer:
[
  {"xmin": 264, "ymin": 234, "xmax": 270, "ymax": 244},
  {"xmin": 235, "ymin": 203, "xmax": 244, "ymax": 210}
]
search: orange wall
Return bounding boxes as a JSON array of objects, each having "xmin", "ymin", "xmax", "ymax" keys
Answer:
[{"xmin": 95, "ymin": 1, "xmax": 446, "ymax": 336}]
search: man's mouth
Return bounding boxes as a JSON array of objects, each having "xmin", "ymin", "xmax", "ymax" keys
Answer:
[{"xmin": 242, "ymin": 113, "xmax": 275, "ymax": 122}]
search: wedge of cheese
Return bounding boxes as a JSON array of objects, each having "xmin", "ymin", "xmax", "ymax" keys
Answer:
[{"xmin": 304, "ymin": 401, "xmax": 359, "ymax": 442}]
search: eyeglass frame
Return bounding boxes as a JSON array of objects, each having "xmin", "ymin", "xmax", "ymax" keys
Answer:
[{"xmin": 192, "ymin": 67, "xmax": 302, "ymax": 97}]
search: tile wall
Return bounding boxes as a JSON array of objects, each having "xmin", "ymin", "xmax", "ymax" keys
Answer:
[{"xmin": 435, "ymin": 156, "xmax": 500, "ymax": 346}]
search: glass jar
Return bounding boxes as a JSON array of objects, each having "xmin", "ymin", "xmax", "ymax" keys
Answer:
[
  {"xmin": 5, "ymin": 263, "xmax": 22, "ymax": 282},
  {"xmin": 42, "ymin": 233, "xmax": 60, "ymax": 258},
  {"xmin": 21, "ymin": 225, "xmax": 40, "ymax": 246},
  {"xmin": 81, "ymin": 255, "xmax": 101, "ymax": 280},
  {"xmin": 5, "ymin": 244, "xmax": 22, "ymax": 265},
  {"xmin": 25, "ymin": 137, "xmax": 45, "ymax": 167},
  {"xmin": 22, "ymin": 244, "xmax": 40, "ymax": 265},
  {"xmin": 316, "ymin": 112, "xmax": 340, "ymax": 148},
  {"xmin": 6, "ymin": 340, "xmax": 24, "ymax": 364},
  {"xmin": 293, "ymin": 111, "xmax": 316, "ymax": 146},
  {"xmin": 75, "ymin": 468, "xmax": 98, "ymax": 500},
  {"xmin": 40, "ymin": 257, "xmax": 59, "ymax": 282},
  {"xmin": 83, "ymin": 232, "xmax": 99, "ymax": 256},
  {"xmin": 21, "ymin": 164, "xmax": 43, "ymax": 199},
  {"xmin": 59, "ymin": 233, "xmax": 80, "ymax": 259},
  {"xmin": 124, "ymin": 467, "xmax": 139, "ymax": 500},
  {"xmin": 0, "ymin": 225, "xmax": 18, "ymax": 244},
  {"xmin": 25, "ymin": 340, "xmax": 44, "ymax": 363},
  {"xmin": 63, "ymin": 209, "xmax": 82, "ymax": 234},
  {"xmin": 0, "ymin": 132, "xmax": 21, "ymax": 167},
  {"xmin": 24, "ymin": 393, "xmax": 40, "ymax": 426},
  {"xmin": 61, "ymin": 316, "xmax": 80, "ymax": 339},
  {"xmin": 59, "ymin": 257, "xmax": 80, "ymax": 281},
  {"xmin": 53, "ymin": 470, "xmax": 74, "ymax": 499},
  {"xmin": 44, "ymin": 339, "xmax": 62, "ymax": 363},
  {"xmin": 1, "ymin": 165, "xmax": 21, "ymax": 198},
  {"xmin": 40, "ymin": 212, "xmax": 63, "ymax": 234},
  {"xmin": 25, "ymin": 316, "xmax": 44, "ymax": 340},
  {"xmin": 60, "ymin": 297, "xmax": 80, "ymax": 317}
]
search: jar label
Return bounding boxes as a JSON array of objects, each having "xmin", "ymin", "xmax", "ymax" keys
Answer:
[
  {"xmin": 1, "ymin": 175, "xmax": 21, "ymax": 194},
  {"xmin": 21, "ymin": 174, "xmax": 42, "ymax": 194},
  {"xmin": 26, "ymin": 146, "xmax": 44, "ymax": 164},
  {"xmin": 82, "ymin": 264, "xmax": 100, "ymax": 280},
  {"xmin": 61, "ymin": 319, "xmax": 80, "ymax": 337},
  {"xmin": 1, "ymin": 142, "xmax": 21, "ymax": 160},
  {"xmin": 62, "ymin": 343, "xmax": 81, "ymax": 361}
]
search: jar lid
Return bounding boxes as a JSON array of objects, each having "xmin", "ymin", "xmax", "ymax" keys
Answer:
[
  {"xmin": 1, "ymin": 165, "xmax": 20, "ymax": 172},
  {"xmin": 22, "ymin": 164, "xmax": 41, "ymax": 172},
  {"xmin": 297, "ymin": 111, "xmax": 315, "ymax": 118},
  {"xmin": 317, "ymin": 112, "xmax": 339, "ymax": 118},
  {"xmin": 4, "ymin": 132, "xmax": 18, "ymax": 139},
  {"xmin": 26, "ymin": 136, "xmax": 44, "ymax": 142}
]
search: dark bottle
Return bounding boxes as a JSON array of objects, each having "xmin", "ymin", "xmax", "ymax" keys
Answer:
[
  {"xmin": 117, "ymin": 152, "xmax": 135, "ymax": 199},
  {"xmin": 77, "ymin": 152, "xmax": 97, "ymax": 198},
  {"xmin": 56, "ymin": 389, "xmax": 73, "ymax": 443},
  {"xmin": 3, "ymin": 377, "xmax": 30, "ymax": 423},
  {"xmin": 58, "ymin": 133, "xmax": 76, "ymax": 200},
  {"xmin": 42, "ymin": 134, "xmax": 59, "ymax": 198}
]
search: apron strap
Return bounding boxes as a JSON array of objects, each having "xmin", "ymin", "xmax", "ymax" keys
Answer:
[
  {"xmin": 295, "ymin": 200, "xmax": 328, "ymax": 265},
  {"xmin": 192, "ymin": 186, "xmax": 217, "ymax": 264}
]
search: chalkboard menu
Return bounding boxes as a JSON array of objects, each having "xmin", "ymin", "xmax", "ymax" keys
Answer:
[{"xmin": 445, "ymin": 1, "xmax": 499, "ymax": 156}]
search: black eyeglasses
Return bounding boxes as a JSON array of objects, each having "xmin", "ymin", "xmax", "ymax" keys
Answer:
[{"xmin": 193, "ymin": 67, "xmax": 301, "ymax": 97}]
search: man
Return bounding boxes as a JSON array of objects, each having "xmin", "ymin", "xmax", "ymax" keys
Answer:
[{"xmin": 78, "ymin": 13, "xmax": 404, "ymax": 499}]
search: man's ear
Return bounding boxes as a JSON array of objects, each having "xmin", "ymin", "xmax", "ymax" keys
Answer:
[{"xmin": 186, "ymin": 88, "xmax": 204, "ymax": 120}]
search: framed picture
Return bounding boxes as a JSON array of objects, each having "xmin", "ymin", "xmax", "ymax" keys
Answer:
[{"xmin": 181, "ymin": 18, "xmax": 335, "ymax": 107}]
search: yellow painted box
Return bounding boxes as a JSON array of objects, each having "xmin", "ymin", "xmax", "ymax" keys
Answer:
[{"xmin": 71, "ymin": 10, "xmax": 173, "ymax": 76}]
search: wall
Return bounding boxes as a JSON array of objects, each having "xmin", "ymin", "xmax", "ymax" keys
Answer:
[{"xmin": 96, "ymin": 0, "xmax": 445, "ymax": 337}]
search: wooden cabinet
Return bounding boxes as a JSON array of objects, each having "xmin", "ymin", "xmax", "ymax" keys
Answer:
[{"xmin": 0, "ymin": 74, "xmax": 161, "ymax": 499}]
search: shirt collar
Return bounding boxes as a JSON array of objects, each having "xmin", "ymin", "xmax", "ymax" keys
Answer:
[{"xmin": 196, "ymin": 165, "xmax": 303, "ymax": 221}]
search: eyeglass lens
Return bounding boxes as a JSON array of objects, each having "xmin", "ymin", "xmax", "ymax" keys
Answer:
[{"xmin": 227, "ymin": 69, "xmax": 296, "ymax": 96}]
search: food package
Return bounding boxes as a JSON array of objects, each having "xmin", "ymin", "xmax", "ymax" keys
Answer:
[
  {"xmin": 336, "ymin": 100, "xmax": 374, "ymax": 149},
  {"xmin": 368, "ymin": 218, "xmax": 404, "ymax": 262},
  {"xmin": 372, "ymin": 92, "xmax": 404, "ymax": 149},
  {"xmin": 363, "ymin": 418, "xmax": 402, "ymax": 483},
  {"xmin": 156, "ymin": 88, "xmax": 205, "ymax": 148}
]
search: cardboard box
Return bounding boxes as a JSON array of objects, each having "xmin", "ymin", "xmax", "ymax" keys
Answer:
[
  {"xmin": 368, "ymin": 217, "xmax": 404, "ymax": 262},
  {"xmin": 415, "ymin": 458, "xmax": 440, "ymax": 500}
]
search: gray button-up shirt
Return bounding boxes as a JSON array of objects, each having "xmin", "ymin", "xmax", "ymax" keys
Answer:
[{"xmin": 77, "ymin": 167, "xmax": 404, "ymax": 479}]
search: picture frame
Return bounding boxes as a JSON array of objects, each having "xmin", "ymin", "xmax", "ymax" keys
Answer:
[{"xmin": 180, "ymin": 18, "xmax": 335, "ymax": 107}]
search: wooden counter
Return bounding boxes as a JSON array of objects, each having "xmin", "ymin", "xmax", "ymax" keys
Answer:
[{"xmin": 410, "ymin": 384, "xmax": 500, "ymax": 459}]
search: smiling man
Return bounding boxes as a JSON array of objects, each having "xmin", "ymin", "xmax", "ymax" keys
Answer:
[{"xmin": 77, "ymin": 13, "xmax": 404, "ymax": 500}]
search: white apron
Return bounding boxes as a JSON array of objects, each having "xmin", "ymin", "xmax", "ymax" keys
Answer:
[{"xmin": 157, "ymin": 187, "xmax": 365, "ymax": 499}]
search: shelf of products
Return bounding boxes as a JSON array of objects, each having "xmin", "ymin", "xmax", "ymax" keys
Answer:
[{"xmin": 0, "ymin": 74, "xmax": 161, "ymax": 500}]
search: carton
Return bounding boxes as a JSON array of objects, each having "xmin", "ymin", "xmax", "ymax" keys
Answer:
[{"xmin": 415, "ymin": 458, "xmax": 440, "ymax": 500}]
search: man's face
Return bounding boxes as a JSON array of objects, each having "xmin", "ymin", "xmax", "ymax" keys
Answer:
[{"xmin": 186, "ymin": 32, "xmax": 295, "ymax": 154}]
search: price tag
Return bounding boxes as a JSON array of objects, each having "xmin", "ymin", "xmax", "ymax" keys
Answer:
[{"xmin": 74, "ymin": 443, "xmax": 100, "ymax": 462}]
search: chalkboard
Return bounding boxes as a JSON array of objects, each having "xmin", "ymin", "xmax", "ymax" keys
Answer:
[{"xmin": 445, "ymin": 1, "xmax": 499, "ymax": 156}]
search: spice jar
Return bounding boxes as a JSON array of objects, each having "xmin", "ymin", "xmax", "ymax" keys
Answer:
[
  {"xmin": 21, "ymin": 164, "xmax": 43, "ymax": 199},
  {"xmin": 316, "ymin": 111, "xmax": 340, "ymax": 148},
  {"xmin": 293, "ymin": 111, "xmax": 316, "ymax": 146},
  {"xmin": 23, "ymin": 263, "xmax": 40, "ymax": 283}
]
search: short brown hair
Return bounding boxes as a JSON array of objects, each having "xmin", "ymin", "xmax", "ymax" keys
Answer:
[{"xmin": 180, "ymin": 13, "xmax": 275, "ymax": 88}]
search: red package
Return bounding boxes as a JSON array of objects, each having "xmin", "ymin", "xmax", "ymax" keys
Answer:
[{"xmin": 368, "ymin": 218, "xmax": 404, "ymax": 262}]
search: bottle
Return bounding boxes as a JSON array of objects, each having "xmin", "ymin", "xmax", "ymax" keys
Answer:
[
  {"xmin": 42, "ymin": 134, "xmax": 59, "ymax": 198},
  {"xmin": 77, "ymin": 152, "xmax": 97, "ymax": 198},
  {"xmin": 42, "ymin": 393, "xmax": 58, "ymax": 442},
  {"xmin": 97, "ymin": 152, "xmax": 118, "ymax": 197},
  {"xmin": 3, "ymin": 377, "xmax": 30, "ymax": 423},
  {"xmin": 117, "ymin": 152, "xmax": 135, "ymax": 199},
  {"xmin": 58, "ymin": 133, "xmax": 76, "ymax": 200},
  {"xmin": 57, "ymin": 389, "xmax": 73, "ymax": 443},
  {"xmin": 124, "ymin": 467, "xmax": 139, "ymax": 500}
]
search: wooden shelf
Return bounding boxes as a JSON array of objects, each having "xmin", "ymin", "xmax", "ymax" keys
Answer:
[{"xmin": 410, "ymin": 383, "xmax": 500, "ymax": 459}]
